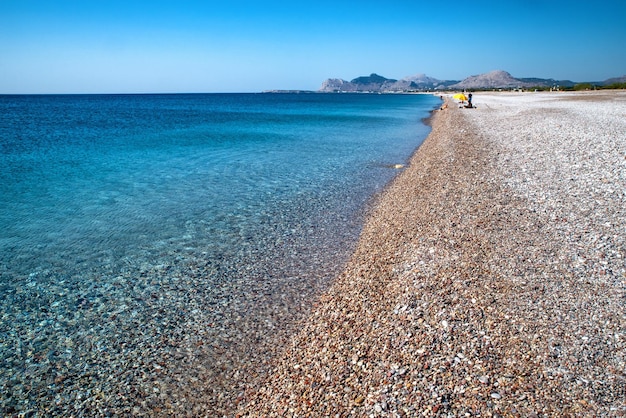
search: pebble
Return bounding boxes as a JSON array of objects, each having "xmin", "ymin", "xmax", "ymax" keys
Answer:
[{"xmin": 235, "ymin": 91, "xmax": 626, "ymax": 417}]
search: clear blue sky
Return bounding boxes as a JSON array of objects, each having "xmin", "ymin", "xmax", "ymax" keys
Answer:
[{"xmin": 1, "ymin": 0, "xmax": 625, "ymax": 93}]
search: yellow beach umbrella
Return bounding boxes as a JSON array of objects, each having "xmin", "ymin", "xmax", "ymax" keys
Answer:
[{"xmin": 453, "ymin": 93, "xmax": 468, "ymax": 101}]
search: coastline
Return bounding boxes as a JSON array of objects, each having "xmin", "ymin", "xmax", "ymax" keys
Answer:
[
  {"xmin": 0, "ymin": 94, "xmax": 440, "ymax": 417},
  {"xmin": 237, "ymin": 91, "xmax": 626, "ymax": 416}
]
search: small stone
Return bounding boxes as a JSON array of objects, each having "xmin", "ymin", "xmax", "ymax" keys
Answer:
[
  {"xmin": 354, "ymin": 395, "xmax": 365, "ymax": 405},
  {"xmin": 491, "ymin": 392, "xmax": 501, "ymax": 400}
]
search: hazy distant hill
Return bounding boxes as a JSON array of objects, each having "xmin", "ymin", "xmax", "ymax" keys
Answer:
[
  {"xmin": 318, "ymin": 70, "xmax": 623, "ymax": 92},
  {"xmin": 603, "ymin": 75, "xmax": 626, "ymax": 85},
  {"xmin": 400, "ymin": 74, "xmax": 458, "ymax": 90},
  {"xmin": 517, "ymin": 77, "xmax": 575, "ymax": 88},
  {"xmin": 450, "ymin": 70, "xmax": 576, "ymax": 89}
]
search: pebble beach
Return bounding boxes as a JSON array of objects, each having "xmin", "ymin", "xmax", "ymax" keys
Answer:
[{"xmin": 237, "ymin": 91, "xmax": 626, "ymax": 416}]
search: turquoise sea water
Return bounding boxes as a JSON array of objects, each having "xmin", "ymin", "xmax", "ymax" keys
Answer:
[{"xmin": 0, "ymin": 93, "xmax": 439, "ymax": 415}]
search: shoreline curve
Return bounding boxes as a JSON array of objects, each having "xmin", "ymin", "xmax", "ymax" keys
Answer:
[{"xmin": 237, "ymin": 91, "xmax": 626, "ymax": 416}]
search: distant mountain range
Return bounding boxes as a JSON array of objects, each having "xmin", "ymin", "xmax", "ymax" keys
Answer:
[{"xmin": 317, "ymin": 70, "xmax": 626, "ymax": 92}]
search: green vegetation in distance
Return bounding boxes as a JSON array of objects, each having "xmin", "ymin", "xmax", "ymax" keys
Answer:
[
  {"xmin": 567, "ymin": 82, "xmax": 626, "ymax": 91},
  {"xmin": 462, "ymin": 83, "xmax": 626, "ymax": 92}
]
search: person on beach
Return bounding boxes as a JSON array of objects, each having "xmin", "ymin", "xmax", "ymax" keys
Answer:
[{"xmin": 464, "ymin": 93, "xmax": 473, "ymax": 108}]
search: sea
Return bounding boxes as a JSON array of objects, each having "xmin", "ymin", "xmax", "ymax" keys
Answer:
[{"xmin": 0, "ymin": 92, "xmax": 439, "ymax": 415}]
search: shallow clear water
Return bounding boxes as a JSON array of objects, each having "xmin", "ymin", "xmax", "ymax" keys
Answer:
[
  {"xmin": 0, "ymin": 93, "xmax": 439, "ymax": 414},
  {"xmin": 1, "ymin": 94, "xmax": 436, "ymax": 278}
]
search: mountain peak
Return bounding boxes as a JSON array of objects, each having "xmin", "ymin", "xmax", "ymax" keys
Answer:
[
  {"xmin": 450, "ymin": 70, "xmax": 523, "ymax": 89},
  {"xmin": 486, "ymin": 70, "xmax": 513, "ymax": 77},
  {"xmin": 350, "ymin": 73, "xmax": 396, "ymax": 84}
]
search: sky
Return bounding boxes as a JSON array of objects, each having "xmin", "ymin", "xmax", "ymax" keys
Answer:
[{"xmin": 1, "ymin": 0, "xmax": 625, "ymax": 93}]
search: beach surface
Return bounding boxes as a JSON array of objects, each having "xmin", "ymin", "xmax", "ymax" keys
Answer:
[{"xmin": 237, "ymin": 91, "xmax": 626, "ymax": 416}]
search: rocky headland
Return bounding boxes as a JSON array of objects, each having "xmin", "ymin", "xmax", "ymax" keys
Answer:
[{"xmin": 318, "ymin": 70, "xmax": 626, "ymax": 92}]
